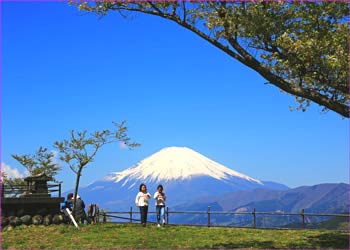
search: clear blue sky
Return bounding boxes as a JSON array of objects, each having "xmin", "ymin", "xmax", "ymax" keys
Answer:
[{"xmin": 2, "ymin": 2, "xmax": 349, "ymax": 192}]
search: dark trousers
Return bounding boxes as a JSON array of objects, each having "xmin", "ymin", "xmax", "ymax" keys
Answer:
[{"xmin": 139, "ymin": 206, "xmax": 148, "ymax": 224}]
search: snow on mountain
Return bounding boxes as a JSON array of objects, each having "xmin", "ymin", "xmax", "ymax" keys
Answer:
[
  {"xmin": 73, "ymin": 147, "xmax": 288, "ymax": 212},
  {"xmin": 105, "ymin": 146, "xmax": 263, "ymax": 187}
]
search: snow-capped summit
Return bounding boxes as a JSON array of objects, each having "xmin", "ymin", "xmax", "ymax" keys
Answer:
[
  {"xmin": 76, "ymin": 146, "xmax": 288, "ymax": 210},
  {"xmin": 106, "ymin": 147, "xmax": 262, "ymax": 185}
]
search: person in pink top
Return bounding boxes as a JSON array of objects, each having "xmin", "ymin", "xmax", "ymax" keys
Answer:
[{"xmin": 135, "ymin": 183, "xmax": 151, "ymax": 226}]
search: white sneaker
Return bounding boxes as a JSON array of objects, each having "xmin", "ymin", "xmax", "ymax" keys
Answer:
[
  {"xmin": 157, "ymin": 224, "xmax": 161, "ymax": 227},
  {"xmin": 162, "ymin": 219, "xmax": 165, "ymax": 225}
]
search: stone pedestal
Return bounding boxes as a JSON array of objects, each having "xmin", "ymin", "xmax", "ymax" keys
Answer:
[{"xmin": 2, "ymin": 197, "xmax": 65, "ymax": 217}]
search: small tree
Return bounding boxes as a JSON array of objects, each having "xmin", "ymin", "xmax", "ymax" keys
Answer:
[
  {"xmin": 1, "ymin": 172, "xmax": 28, "ymax": 197},
  {"xmin": 12, "ymin": 146, "xmax": 60, "ymax": 180},
  {"xmin": 54, "ymin": 121, "xmax": 140, "ymax": 216},
  {"xmin": 1, "ymin": 172, "xmax": 26, "ymax": 185}
]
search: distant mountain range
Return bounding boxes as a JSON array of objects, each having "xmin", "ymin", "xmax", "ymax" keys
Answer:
[
  {"xmin": 172, "ymin": 183, "xmax": 349, "ymax": 226},
  {"xmin": 175, "ymin": 183, "xmax": 349, "ymax": 213},
  {"xmin": 68, "ymin": 147, "xmax": 348, "ymax": 227}
]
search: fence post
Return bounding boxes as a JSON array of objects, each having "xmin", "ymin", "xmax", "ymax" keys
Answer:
[
  {"xmin": 301, "ymin": 209, "xmax": 305, "ymax": 229},
  {"xmin": 253, "ymin": 208, "xmax": 256, "ymax": 228},
  {"xmin": 130, "ymin": 206, "xmax": 133, "ymax": 223},
  {"xmin": 207, "ymin": 206, "xmax": 211, "ymax": 227},
  {"xmin": 59, "ymin": 183, "xmax": 61, "ymax": 198},
  {"xmin": 166, "ymin": 206, "xmax": 169, "ymax": 225},
  {"xmin": 103, "ymin": 212, "xmax": 106, "ymax": 223}
]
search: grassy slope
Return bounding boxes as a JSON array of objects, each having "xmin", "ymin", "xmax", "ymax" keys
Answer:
[
  {"xmin": 309, "ymin": 216, "xmax": 349, "ymax": 230},
  {"xmin": 2, "ymin": 223, "xmax": 349, "ymax": 249}
]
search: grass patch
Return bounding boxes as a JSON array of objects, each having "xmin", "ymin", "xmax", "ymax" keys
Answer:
[{"xmin": 2, "ymin": 223, "xmax": 349, "ymax": 249}]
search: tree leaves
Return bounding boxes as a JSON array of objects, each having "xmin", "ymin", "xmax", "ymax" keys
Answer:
[
  {"xmin": 76, "ymin": 1, "xmax": 349, "ymax": 117},
  {"xmin": 53, "ymin": 120, "xmax": 139, "ymax": 216},
  {"xmin": 11, "ymin": 147, "xmax": 60, "ymax": 180}
]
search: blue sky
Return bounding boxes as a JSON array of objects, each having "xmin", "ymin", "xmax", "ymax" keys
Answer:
[{"xmin": 2, "ymin": 2, "xmax": 349, "ymax": 192}]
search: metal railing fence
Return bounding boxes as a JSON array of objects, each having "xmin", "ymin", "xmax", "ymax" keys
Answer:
[{"xmin": 97, "ymin": 206, "xmax": 350, "ymax": 230}]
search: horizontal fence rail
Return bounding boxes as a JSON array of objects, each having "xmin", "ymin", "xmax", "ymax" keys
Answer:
[{"xmin": 97, "ymin": 206, "xmax": 350, "ymax": 231}]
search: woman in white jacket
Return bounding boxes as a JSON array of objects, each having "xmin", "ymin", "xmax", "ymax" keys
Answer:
[{"xmin": 135, "ymin": 183, "xmax": 151, "ymax": 226}]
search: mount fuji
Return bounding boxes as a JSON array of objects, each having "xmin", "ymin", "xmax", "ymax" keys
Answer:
[{"xmin": 75, "ymin": 147, "xmax": 288, "ymax": 211}]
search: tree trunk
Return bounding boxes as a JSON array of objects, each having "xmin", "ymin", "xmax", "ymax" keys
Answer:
[{"xmin": 72, "ymin": 168, "xmax": 82, "ymax": 218}]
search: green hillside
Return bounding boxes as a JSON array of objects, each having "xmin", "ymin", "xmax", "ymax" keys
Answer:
[
  {"xmin": 2, "ymin": 223, "xmax": 349, "ymax": 249},
  {"xmin": 308, "ymin": 216, "xmax": 349, "ymax": 230}
]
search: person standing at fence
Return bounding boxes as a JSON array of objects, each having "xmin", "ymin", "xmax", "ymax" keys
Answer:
[
  {"xmin": 135, "ymin": 183, "xmax": 151, "ymax": 227},
  {"xmin": 153, "ymin": 184, "xmax": 166, "ymax": 227}
]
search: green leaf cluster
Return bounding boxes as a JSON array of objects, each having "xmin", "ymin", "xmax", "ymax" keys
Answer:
[
  {"xmin": 11, "ymin": 147, "xmax": 60, "ymax": 181},
  {"xmin": 53, "ymin": 120, "xmax": 140, "ymax": 216},
  {"xmin": 75, "ymin": 1, "xmax": 349, "ymax": 117},
  {"xmin": 53, "ymin": 120, "xmax": 140, "ymax": 174}
]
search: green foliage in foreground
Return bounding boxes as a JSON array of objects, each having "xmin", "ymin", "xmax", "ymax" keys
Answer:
[{"xmin": 2, "ymin": 223, "xmax": 349, "ymax": 249}]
